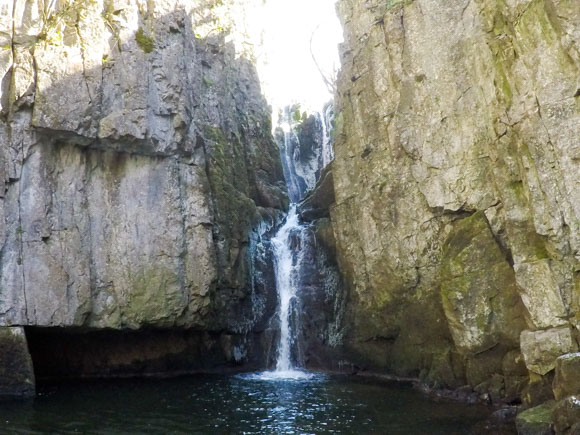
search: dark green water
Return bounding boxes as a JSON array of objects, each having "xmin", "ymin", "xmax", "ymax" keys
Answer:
[{"xmin": 0, "ymin": 373, "xmax": 501, "ymax": 434}]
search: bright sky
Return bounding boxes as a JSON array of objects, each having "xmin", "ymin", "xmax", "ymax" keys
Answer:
[{"xmin": 254, "ymin": 0, "xmax": 343, "ymax": 114}]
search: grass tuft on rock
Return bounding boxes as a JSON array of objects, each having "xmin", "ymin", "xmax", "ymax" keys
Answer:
[{"xmin": 136, "ymin": 27, "xmax": 155, "ymax": 53}]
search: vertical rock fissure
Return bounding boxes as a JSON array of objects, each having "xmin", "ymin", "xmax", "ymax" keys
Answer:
[
  {"xmin": 85, "ymin": 157, "xmax": 97, "ymax": 327},
  {"xmin": 175, "ymin": 161, "xmax": 190, "ymax": 318},
  {"xmin": 16, "ymin": 152, "xmax": 28, "ymax": 323}
]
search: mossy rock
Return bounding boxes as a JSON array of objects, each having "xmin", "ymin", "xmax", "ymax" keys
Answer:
[
  {"xmin": 123, "ymin": 267, "xmax": 184, "ymax": 327},
  {"xmin": 440, "ymin": 211, "xmax": 526, "ymax": 353},
  {"xmin": 515, "ymin": 401, "xmax": 555, "ymax": 435},
  {"xmin": 384, "ymin": 0, "xmax": 414, "ymax": 12},
  {"xmin": 388, "ymin": 295, "xmax": 460, "ymax": 385}
]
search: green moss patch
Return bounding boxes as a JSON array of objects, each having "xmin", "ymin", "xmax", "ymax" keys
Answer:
[
  {"xmin": 136, "ymin": 27, "xmax": 155, "ymax": 53},
  {"xmin": 516, "ymin": 401, "xmax": 555, "ymax": 434}
]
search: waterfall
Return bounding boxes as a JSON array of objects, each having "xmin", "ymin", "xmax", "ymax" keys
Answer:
[
  {"xmin": 245, "ymin": 103, "xmax": 335, "ymax": 381},
  {"xmin": 277, "ymin": 106, "xmax": 321, "ymax": 203},
  {"xmin": 320, "ymin": 103, "xmax": 335, "ymax": 169},
  {"xmin": 271, "ymin": 206, "xmax": 304, "ymax": 372},
  {"xmin": 265, "ymin": 103, "xmax": 334, "ymax": 377}
]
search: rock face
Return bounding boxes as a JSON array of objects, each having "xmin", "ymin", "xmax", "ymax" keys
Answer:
[
  {"xmin": 440, "ymin": 211, "xmax": 526, "ymax": 354},
  {"xmin": 521, "ymin": 328, "xmax": 578, "ymax": 376},
  {"xmin": 296, "ymin": 170, "xmax": 346, "ymax": 369},
  {"xmin": 0, "ymin": 327, "xmax": 35, "ymax": 397},
  {"xmin": 553, "ymin": 353, "xmax": 580, "ymax": 401},
  {"xmin": 0, "ymin": 0, "xmax": 286, "ymax": 388},
  {"xmin": 274, "ymin": 105, "xmax": 330, "ymax": 203},
  {"xmin": 331, "ymin": 0, "xmax": 580, "ymax": 400}
]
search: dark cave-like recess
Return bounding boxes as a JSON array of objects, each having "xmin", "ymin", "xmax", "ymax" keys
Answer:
[{"xmin": 24, "ymin": 327, "xmax": 270, "ymax": 381}]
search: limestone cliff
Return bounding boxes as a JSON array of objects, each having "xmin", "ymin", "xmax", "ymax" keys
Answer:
[
  {"xmin": 0, "ymin": 0, "xmax": 286, "ymax": 388},
  {"xmin": 331, "ymin": 0, "xmax": 580, "ymax": 410}
]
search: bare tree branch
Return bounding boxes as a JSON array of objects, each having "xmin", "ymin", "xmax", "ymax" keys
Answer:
[{"xmin": 309, "ymin": 24, "xmax": 337, "ymax": 95}]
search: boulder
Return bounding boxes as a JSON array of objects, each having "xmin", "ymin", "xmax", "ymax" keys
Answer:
[
  {"xmin": 552, "ymin": 396, "xmax": 580, "ymax": 434},
  {"xmin": 515, "ymin": 401, "xmax": 555, "ymax": 435},
  {"xmin": 520, "ymin": 328, "xmax": 578, "ymax": 375},
  {"xmin": 553, "ymin": 353, "xmax": 580, "ymax": 401},
  {"xmin": 514, "ymin": 260, "xmax": 569, "ymax": 329},
  {"xmin": 440, "ymin": 212, "xmax": 526, "ymax": 353},
  {"xmin": 522, "ymin": 372, "xmax": 556, "ymax": 408}
]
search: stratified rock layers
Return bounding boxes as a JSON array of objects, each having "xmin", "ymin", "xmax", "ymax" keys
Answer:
[
  {"xmin": 0, "ymin": 0, "xmax": 286, "ymax": 341},
  {"xmin": 332, "ymin": 0, "xmax": 580, "ymax": 398}
]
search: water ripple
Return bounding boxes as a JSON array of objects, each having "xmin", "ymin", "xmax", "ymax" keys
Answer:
[{"xmin": 0, "ymin": 374, "xmax": 506, "ymax": 434}]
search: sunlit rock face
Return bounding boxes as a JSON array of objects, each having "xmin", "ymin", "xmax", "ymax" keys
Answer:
[
  {"xmin": 0, "ymin": 0, "xmax": 287, "ymax": 341},
  {"xmin": 331, "ymin": 0, "xmax": 580, "ymax": 398}
]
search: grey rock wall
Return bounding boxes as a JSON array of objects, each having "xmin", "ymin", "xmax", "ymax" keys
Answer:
[
  {"xmin": 332, "ymin": 0, "xmax": 580, "ymax": 405},
  {"xmin": 0, "ymin": 0, "xmax": 287, "ymax": 335}
]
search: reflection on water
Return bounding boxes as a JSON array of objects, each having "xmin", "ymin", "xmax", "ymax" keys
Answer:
[
  {"xmin": 239, "ymin": 369, "xmax": 320, "ymax": 381},
  {"xmin": 0, "ymin": 374, "xmax": 500, "ymax": 434}
]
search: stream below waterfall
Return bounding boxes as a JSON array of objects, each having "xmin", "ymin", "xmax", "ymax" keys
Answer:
[{"xmin": 1, "ymin": 375, "xmax": 508, "ymax": 434}]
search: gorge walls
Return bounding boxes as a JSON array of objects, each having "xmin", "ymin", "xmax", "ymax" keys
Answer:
[
  {"xmin": 0, "ymin": 0, "xmax": 287, "ymax": 391},
  {"xmin": 329, "ymin": 0, "xmax": 580, "ymax": 408},
  {"xmin": 1, "ymin": 2, "xmax": 579, "ymax": 427}
]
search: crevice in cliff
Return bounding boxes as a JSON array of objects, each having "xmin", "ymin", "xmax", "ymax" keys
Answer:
[
  {"xmin": 427, "ymin": 206, "xmax": 475, "ymax": 220},
  {"xmin": 532, "ymin": 96, "xmax": 571, "ymax": 244},
  {"xmin": 14, "ymin": 134, "xmax": 29, "ymax": 324},
  {"xmin": 486, "ymin": 209, "xmax": 515, "ymax": 267},
  {"xmin": 174, "ymin": 162, "xmax": 191, "ymax": 320},
  {"xmin": 196, "ymin": 130, "xmax": 219, "ymax": 241},
  {"xmin": 74, "ymin": 24, "xmax": 94, "ymax": 107},
  {"xmin": 84, "ymin": 155, "xmax": 98, "ymax": 327}
]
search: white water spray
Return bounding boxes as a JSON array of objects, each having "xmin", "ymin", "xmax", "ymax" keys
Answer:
[
  {"xmin": 320, "ymin": 104, "xmax": 335, "ymax": 168},
  {"xmin": 271, "ymin": 206, "xmax": 303, "ymax": 373},
  {"xmin": 240, "ymin": 0, "xmax": 340, "ymax": 384}
]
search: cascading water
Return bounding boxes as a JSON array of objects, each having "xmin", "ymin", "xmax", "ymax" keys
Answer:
[
  {"xmin": 270, "ymin": 206, "xmax": 303, "ymax": 372},
  {"xmin": 258, "ymin": 103, "xmax": 335, "ymax": 379},
  {"xmin": 320, "ymin": 103, "xmax": 335, "ymax": 169}
]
